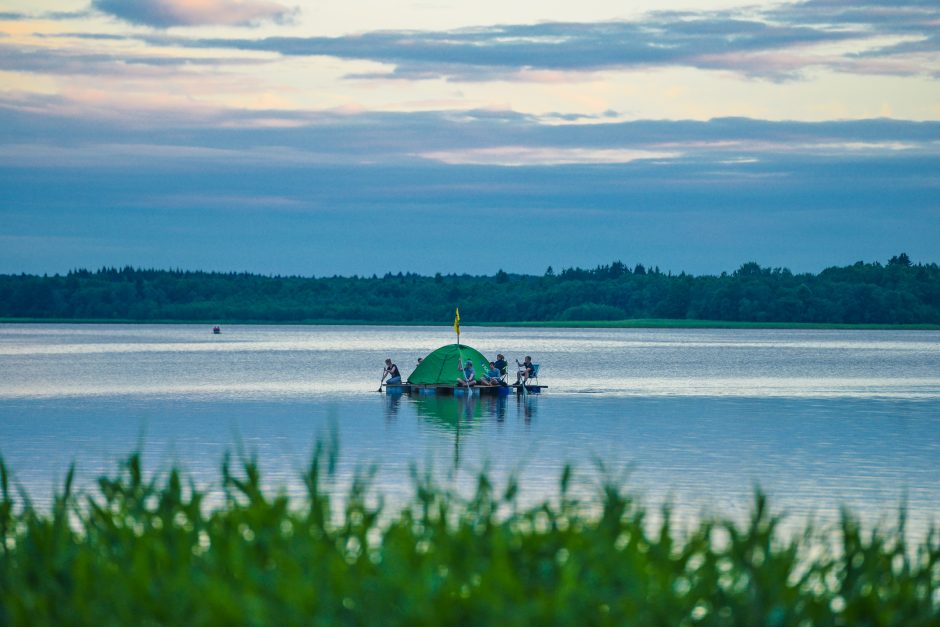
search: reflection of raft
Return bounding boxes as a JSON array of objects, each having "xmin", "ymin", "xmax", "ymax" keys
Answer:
[
  {"xmin": 384, "ymin": 383, "xmax": 545, "ymax": 395},
  {"xmin": 409, "ymin": 393, "xmax": 502, "ymax": 430}
]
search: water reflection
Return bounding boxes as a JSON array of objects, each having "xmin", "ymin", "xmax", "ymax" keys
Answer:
[
  {"xmin": 384, "ymin": 391, "xmax": 403, "ymax": 422},
  {"xmin": 391, "ymin": 392, "xmax": 529, "ymax": 431},
  {"xmin": 515, "ymin": 394, "xmax": 537, "ymax": 424},
  {"xmin": 380, "ymin": 392, "xmax": 532, "ymax": 468}
]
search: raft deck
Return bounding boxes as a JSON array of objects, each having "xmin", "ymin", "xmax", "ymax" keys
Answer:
[{"xmin": 384, "ymin": 383, "xmax": 546, "ymax": 395}]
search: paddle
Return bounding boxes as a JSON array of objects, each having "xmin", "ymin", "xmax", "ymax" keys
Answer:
[{"xmin": 378, "ymin": 365, "xmax": 388, "ymax": 392}]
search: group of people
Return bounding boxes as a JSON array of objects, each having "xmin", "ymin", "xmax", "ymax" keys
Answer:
[
  {"xmin": 380, "ymin": 354, "xmax": 536, "ymax": 388},
  {"xmin": 457, "ymin": 353, "xmax": 536, "ymax": 388}
]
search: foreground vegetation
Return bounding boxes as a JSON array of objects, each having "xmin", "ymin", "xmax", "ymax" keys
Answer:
[
  {"xmin": 1, "ymin": 253, "xmax": 938, "ymax": 325},
  {"xmin": 1, "ymin": 450, "xmax": 938, "ymax": 625}
]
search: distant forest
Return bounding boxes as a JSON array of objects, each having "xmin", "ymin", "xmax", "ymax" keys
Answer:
[{"xmin": 1, "ymin": 254, "xmax": 938, "ymax": 325}]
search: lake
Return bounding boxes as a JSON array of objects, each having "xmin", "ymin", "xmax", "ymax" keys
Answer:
[{"xmin": 1, "ymin": 323, "xmax": 938, "ymax": 536}]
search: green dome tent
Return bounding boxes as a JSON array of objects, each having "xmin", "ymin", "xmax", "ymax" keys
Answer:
[{"xmin": 408, "ymin": 344, "xmax": 493, "ymax": 385}]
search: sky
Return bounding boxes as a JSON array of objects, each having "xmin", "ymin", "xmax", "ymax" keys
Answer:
[{"xmin": 1, "ymin": 0, "xmax": 938, "ymax": 276}]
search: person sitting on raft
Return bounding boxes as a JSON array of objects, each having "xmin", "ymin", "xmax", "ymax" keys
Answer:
[
  {"xmin": 494, "ymin": 354, "xmax": 508, "ymax": 379},
  {"xmin": 382, "ymin": 358, "xmax": 402, "ymax": 385},
  {"xmin": 457, "ymin": 358, "xmax": 476, "ymax": 388},
  {"xmin": 515, "ymin": 355, "xmax": 535, "ymax": 384},
  {"xmin": 480, "ymin": 361, "xmax": 503, "ymax": 386}
]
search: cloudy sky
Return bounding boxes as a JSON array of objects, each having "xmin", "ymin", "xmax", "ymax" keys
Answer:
[{"xmin": 1, "ymin": 0, "xmax": 938, "ymax": 276}]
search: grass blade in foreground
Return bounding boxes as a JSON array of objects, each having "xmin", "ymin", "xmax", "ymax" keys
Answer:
[{"xmin": 0, "ymin": 450, "xmax": 937, "ymax": 626}]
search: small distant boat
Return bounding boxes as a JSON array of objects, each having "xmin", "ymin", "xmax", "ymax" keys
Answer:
[{"xmin": 212, "ymin": 326, "xmax": 221, "ymax": 334}]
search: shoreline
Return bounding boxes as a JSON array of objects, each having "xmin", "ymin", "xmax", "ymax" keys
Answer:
[{"xmin": 2, "ymin": 317, "xmax": 938, "ymax": 331}]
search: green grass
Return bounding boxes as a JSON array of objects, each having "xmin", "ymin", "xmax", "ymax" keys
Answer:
[{"xmin": 1, "ymin": 449, "xmax": 938, "ymax": 626}]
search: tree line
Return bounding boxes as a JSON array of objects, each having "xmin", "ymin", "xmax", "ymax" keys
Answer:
[{"xmin": 0, "ymin": 254, "xmax": 937, "ymax": 324}]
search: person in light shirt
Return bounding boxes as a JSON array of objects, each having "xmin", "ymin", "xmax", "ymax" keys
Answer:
[
  {"xmin": 480, "ymin": 361, "xmax": 503, "ymax": 386},
  {"xmin": 457, "ymin": 358, "xmax": 476, "ymax": 387}
]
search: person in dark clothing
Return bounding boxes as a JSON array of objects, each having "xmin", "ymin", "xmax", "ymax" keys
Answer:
[
  {"xmin": 515, "ymin": 356, "xmax": 535, "ymax": 384},
  {"xmin": 382, "ymin": 358, "xmax": 402, "ymax": 385},
  {"xmin": 494, "ymin": 354, "xmax": 508, "ymax": 378}
]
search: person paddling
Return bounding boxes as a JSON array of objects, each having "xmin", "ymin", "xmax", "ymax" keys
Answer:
[
  {"xmin": 380, "ymin": 358, "xmax": 401, "ymax": 390},
  {"xmin": 515, "ymin": 355, "xmax": 535, "ymax": 385}
]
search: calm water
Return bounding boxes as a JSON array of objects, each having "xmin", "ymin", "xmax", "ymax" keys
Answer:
[{"xmin": 1, "ymin": 324, "xmax": 938, "ymax": 535}]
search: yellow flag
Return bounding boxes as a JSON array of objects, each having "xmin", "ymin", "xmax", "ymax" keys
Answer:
[{"xmin": 454, "ymin": 308, "xmax": 460, "ymax": 336}]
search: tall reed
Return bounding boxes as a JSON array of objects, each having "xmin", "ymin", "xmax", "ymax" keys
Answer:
[{"xmin": 0, "ymin": 448, "xmax": 937, "ymax": 626}]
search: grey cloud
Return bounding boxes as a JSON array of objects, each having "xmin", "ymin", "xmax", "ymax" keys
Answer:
[
  {"xmin": 2, "ymin": 141, "xmax": 937, "ymax": 277},
  {"xmin": 0, "ymin": 43, "xmax": 271, "ymax": 77},
  {"xmin": 8, "ymin": 0, "xmax": 937, "ymax": 81},
  {"xmin": 2, "ymin": 102, "xmax": 937, "ymax": 276},
  {"xmin": 2, "ymin": 97, "xmax": 938, "ymax": 169},
  {"xmin": 92, "ymin": 0, "xmax": 296, "ymax": 29},
  {"xmin": 36, "ymin": 32, "xmax": 130, "ymax": 41},
  {"xmin": 196, "ymin": 19, "xmax": 843, "ymax": 78},
  {"xmin": 853, "ymin": 33, "xmax": 940, "ymax": 58},
  {"xmin": 770, "ymin": 0, "xmax": 940, "ymax": 47},
  {"xmin": 172, "ymin": 1, "xmax": 937, "ymax": 81},
  {"xmin": 0, "ymin": 10, "xmax": 92, "ymax": 20}
]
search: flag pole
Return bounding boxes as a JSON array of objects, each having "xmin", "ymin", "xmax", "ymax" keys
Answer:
[{"xmin": 454, "ymin": 308, "xmax": 462, "ymax": 384}]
